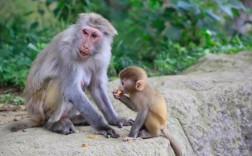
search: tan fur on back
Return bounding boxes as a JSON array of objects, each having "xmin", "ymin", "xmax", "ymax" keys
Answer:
[
  {"xmin": 130, "ymin": 84, "xmax": 168, "ymax": 135},
  {"xmin": 147, "ymin": 88, "xmax": 167, "ymax": 125}
]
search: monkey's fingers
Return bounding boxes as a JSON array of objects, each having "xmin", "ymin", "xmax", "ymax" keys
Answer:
[
  {"xmin": 98, "ymin": 128, "xmax": 120, "ymax": 138},
  {"xmin": 116, "ymin": 118, "xmax": 134, "ymax": 128},
  {"xmin": 123, "ymin": 119, "xmax": 134, "ymax": 126},
  {"xmin": 112, "ymin": 93, "xmax": 121, "ymax": 100},
  {"xmin": 112, "ymin": 89, "xmax": 122, "ymax": 95},
  {"xmin": 116, "ymin": 89, "xmax": 122, "ymax": 95},
  {"xmin": 106, "ymin": 128, "xmax": 120, "ymax": 138},
  {"xmin": 123, "ymin": 137, "xmax": 143, "ymax": 142},
  {"xmin": 112, "ymin": 89, "xmax": 119, "ymax": 94},
  {"xmin": 127, "ymin": 119, "xmax": 134, "ymax": 125},
  {"xmin": 122, "ymin": 136, "xmax": 134, "ymax": 142}
]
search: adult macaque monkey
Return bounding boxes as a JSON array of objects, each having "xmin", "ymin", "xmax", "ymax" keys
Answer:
[
  {"xmin": 10, "ymin": 13, "xmax": 133, "ymax": 137},
  {"xmin": 112, "ymin": 66, "xmax": 183, "ymax": 156}
]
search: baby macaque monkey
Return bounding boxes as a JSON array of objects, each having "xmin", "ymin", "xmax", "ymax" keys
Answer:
[{"xmin": 113, "ymin": 66, "xmax": 183, "ymax": 156}]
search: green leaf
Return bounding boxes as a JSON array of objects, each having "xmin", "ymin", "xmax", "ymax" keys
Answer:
[
  {"xmin": 24, "ymin": 11, "xmax": 34, "ymax": 16},
  {"xmin": 165, "ymin": 26, "xmax": 183, "ymax": 41},
  {"xmin": 38, "ymin": 9, "xmax": 45, "ymax": 16},
  {"xmin": 176, "ymin": 1, "xmax": 192, "ymax": 11},
  {"xmin": 27, "ymin": 43, "xmax": 39, "ymax": 52},
  {"xmin": 206, "ymin": 10, "xmax": 221, "ymax": 21},
  {"xmin": 30, "ymin": 22, "xmax": 38, "ymax": 29},
  {"xmin": 220, "ymin": 5, "xmax": 233, "ymax": 17}
]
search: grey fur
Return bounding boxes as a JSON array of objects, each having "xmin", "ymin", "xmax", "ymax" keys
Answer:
[{"xmin": 18, "ymin": 13, "xmax": 131, "ymax": 137}]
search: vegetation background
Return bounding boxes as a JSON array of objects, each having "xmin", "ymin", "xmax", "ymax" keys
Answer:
[{"xmin": 0, "ymin": 0, "xmax": 252, "ymax": 98}]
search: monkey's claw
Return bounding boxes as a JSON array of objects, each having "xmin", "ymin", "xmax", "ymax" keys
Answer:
[
  {"xmin": 106, "ymin": 128, "xmax": 120, "ymax": 138},
  {"xmin": 122, "ymin": 136, "xmax": 135, "ymax": 142},
  {"xmin": 98, "ymin": 128, "xmax": 120, "ymax": 138},
  {"xmin": 116, "ymin": 118, "xmax": 134, "ymax": 128},
  {"xmin": 112, "ymin": 89, "xmax": 123, "ymax": 100}
]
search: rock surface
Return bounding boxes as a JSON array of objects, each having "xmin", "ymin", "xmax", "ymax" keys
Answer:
[{"xmin": 0, "ymin": 51, "xmax": 251, "ymax": 156}]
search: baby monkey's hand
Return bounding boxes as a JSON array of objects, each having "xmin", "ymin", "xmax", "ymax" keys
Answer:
[{"xmin": 112, "ymin": 89, "xmax": 123, "ymax": 100}]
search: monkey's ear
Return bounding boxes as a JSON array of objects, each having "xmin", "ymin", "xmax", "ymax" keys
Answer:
[{"xmin": 136, "ymin": 80, "xmax": 145, "ymax": 91}]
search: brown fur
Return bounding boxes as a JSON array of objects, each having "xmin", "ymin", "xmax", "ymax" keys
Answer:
[{"xmin": 113, "ymin": 66, "xmax": 183, "ymax": 156}]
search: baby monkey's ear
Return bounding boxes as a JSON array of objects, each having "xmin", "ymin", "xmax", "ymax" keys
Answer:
[{"xmin": 135, "ymin": 80, "xmax": 145, "ymax": 91}]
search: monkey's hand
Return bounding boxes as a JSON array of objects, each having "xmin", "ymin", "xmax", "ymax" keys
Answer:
[
  {"xmin": 98, "ymin": 127, "xmax": 120, "ymax": 138},
  {"xmin": 112, "ymin": 89, "xmax": 123, "ymax": 100},
  {"xmin": 116, "ymin": 118, "xmax": 134, "ymax": 128}
]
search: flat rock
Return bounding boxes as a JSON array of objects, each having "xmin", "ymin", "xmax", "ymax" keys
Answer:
[{"xmin": 0, "ymin": 51, "xmax": 251, "ymax": 156}]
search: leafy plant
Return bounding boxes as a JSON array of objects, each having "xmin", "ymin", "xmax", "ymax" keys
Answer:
[
  {"xmin": 0, "ymin": 0, "xmax": 252, "ymax": 90},
  {"xmin": 154, "ymin": 40, "xmax": 205, "ymax": 74},
  {"xmin": 0, "ymin": 13, "xmax": 53, "ymax": 88},
  {"xmin": 0, "ymin": 94, "xmax": 24, "ymax": 105}
]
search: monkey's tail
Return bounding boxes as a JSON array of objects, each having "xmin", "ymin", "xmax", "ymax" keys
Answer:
[
  {"xmin": 10, "ymin": 119, "xmax": 42, "ymax": 132},
  {"xmin": 161, "ymin": 128, "xmax": 183, "ymax": 156}
]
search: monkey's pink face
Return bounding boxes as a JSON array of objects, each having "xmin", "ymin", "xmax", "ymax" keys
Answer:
[{"xmin": 79, "ymin": 26, "xmax": 103, "ymax": 60}]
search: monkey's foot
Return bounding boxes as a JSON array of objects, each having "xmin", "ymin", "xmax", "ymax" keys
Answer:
[
  {"xmin": 97, "ymin": 127, "xmax": 120, "ymax": 138},
  {"xmin": 70, "ymin": 115, "xmax": 89, "ymax": 126},
  {"xmin": 113, "ymin": 118, "xmax": 134, "ymax": 128},
  {"xmin": 45, "ymin": 118, "xmax": 75, "ymax": 135},
  {"xmin": 122, "ymin": 136, "xmax": 136, "ymax": 142},
  {"xmin": 138, "ymin": 129, "xmax": 156, "ymax": 139}
]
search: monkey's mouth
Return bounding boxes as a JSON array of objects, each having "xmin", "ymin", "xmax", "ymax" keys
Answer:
[{"xmin": 79, "ymin": 50, "xmax": 89, "ymax": 56}]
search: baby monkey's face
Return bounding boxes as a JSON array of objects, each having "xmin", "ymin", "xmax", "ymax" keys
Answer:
[{"xmin": 119, "ymin": 78, "xmax": 136, "ymax": 94}]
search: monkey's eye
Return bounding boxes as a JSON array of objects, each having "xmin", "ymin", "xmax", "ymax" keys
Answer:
[
  {"xmin": 83, "ymin": 29, "xmax": 88, "ymax": 35},
  {"xmin": 121, "ymin": 81, "xmax": 124, "ymax": 86},
  {"xmin": 92, "ymin": 33, "xmax": 97, "ymax": 39}
]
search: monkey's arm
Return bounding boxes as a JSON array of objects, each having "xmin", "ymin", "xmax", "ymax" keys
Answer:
[
  {"xmin": 119, "ymin": 95, "xmax": 138, "ymax": 111},
  {"xmin": 128, "ymin": 108, "xmax": 148, "ymax": 138},
  {"xmin": 90, "ymin": 81, "xmax": 119, "ymax": 124},
  {"xmin": 60, "ymin": 71, "xmax": 119, "ymax": 138},
  {"xmin": 90, "ymin": 73, "xmax": 134, "ymax": 127},
  {"xmin": 65, "ymin": 86, "xmax": 111, "ymax": 128}
]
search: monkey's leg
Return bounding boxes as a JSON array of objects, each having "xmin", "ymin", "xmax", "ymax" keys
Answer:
[
  {"xmin": 141, "ymin": 111, "xmax": 161, "ymax": 139},
  {"xmin": 70, "ymin": 115, "xmax": 89, "ymax": 126},
  {"xmin": 44, "ymin": 101, "xmax": 76, "ymax": 135},
  {"xmin": 138, "ymin": 129, "xmax": 158, "ymax": 139},
  {"xmin": 68, "ymin": 108, "xmax": 90, "ymax": 126},
  {"xmin": 65, "ymin": 86, "xmax": 120, "ymax": 138},
  {"xmin": 47, "ymin": 117, "xmax": 75, "ymax": 135}
]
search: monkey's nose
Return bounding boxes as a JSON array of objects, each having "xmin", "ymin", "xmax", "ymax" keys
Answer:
[{"xmin": 83, "ymin": 45, "xmax": 89, "ymax": 50}]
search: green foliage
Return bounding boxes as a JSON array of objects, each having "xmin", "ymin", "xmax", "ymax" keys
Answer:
[
  {"xmin": 153, "ymin": 36, "xmax": 252, "ymax": 75},
  {"xmin": 0, "ymin": 1, "xmax": 62, "ymax": 88},
  {"xmin": 126, "ymin": 0, "xmax": 245, "ymax": 46},
  {"xmin": 44, "ymin": 0, "xmax": 110, "ymax": 23},
  {"xmin": 0, "ymin": 14, "xmax": 51, "ymax": 88},
  {"xmin": 154, "ymin": 41, "xmax": 204, "ymax": 74},
  {"xmin": 0, "ymin": 94, "xmax": 24, "ymax": 105},
  {"xmin": 110, "ymin": 0, "xmax": 251, "ymax": 75},
  {"xmin": 0, "ymin": 0, "xmax": 252, "ymax": 89}
]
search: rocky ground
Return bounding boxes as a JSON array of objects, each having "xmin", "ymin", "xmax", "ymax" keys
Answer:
[{"xmin": 0, "ymin": 51, "xmax": 251, "ymax": 156}]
